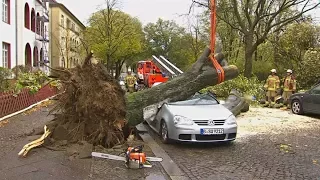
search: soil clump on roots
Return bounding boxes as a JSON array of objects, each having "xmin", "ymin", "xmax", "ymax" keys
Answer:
[{"xmin": 47, "ymin": 53, "xmax": 127, "ymax": 148}]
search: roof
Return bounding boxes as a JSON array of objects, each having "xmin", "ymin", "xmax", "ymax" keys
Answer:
[{"xmin": 49, "ymin": 2, "xmax": 86, "ymax": 29}]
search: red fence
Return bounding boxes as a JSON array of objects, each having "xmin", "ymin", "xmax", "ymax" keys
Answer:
[{"xmin": 0, "ymin": 85, "xmax": 57, "ymax": 118}]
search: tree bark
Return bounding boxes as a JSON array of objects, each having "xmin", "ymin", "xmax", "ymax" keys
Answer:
[
  {"xmin": 222, "ymin": 89, "xmax": 247, "ymax": 116},
  {"xmin": 244, "ymin": 34, "xmax": 254, "ymax": 78},
  {"xmin": 115, "ymin": 61, "xmax": 120, "ymax": 79},
  {"xmin": 125, "ymin": 47, "xmax": 240, "ymax": 126}
]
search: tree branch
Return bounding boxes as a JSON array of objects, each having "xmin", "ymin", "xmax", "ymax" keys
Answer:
[{"xmin": 231, "ymin": 0, "xmax": 246, "ymax": 32}]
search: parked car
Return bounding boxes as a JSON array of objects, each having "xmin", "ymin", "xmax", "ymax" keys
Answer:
[
  {"xmin": 145, "ymin": 93, "xmax": 237, "ymax": 143},
  {"xmin": 289, "ymin": 83, "xmax": 320, "ymax": 115}
]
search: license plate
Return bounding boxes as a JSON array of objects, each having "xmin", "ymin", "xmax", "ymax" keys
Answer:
[{"xmin": 200, "ymin": 128, "xmax": 224, "ymax": 135}]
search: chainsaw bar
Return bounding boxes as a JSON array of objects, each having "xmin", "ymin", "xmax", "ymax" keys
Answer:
[
  {"xmin": 91, "ymin": 152, "xmax": 163, "ymax": 162},
  {"xmin": 92, "ymin": 152, "xmax": 126, "ymax": 161}
]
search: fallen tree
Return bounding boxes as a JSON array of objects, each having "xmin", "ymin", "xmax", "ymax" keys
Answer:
[
  {"xmin": 222, "ymin": 89, "xmax": 249, "ymax": 116},
  {"xmin": 46, "ymin": 47, "xmax": 240, "ymax": 148},
  {"xmin": 126, "ymin": 47, "xmax": 239, "ymax": 126}
]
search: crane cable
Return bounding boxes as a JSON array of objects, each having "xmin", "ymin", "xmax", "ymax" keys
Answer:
[{"xmin": 209, "ymin": 0, "xmax": 225, "ymax": 84}]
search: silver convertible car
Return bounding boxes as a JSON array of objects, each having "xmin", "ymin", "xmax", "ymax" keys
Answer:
[{"xmin": 145, "ymin": 93, "xmax": 237, "ymax": 143}]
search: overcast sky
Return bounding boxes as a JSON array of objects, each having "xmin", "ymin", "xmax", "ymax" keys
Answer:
[
  {"xmin": 57, "ymin": 0, "xmax": 194, "ymax": 26},
  {"xmin": 57, "ymin": 0, "xmax": 320, "ymax": 26}
]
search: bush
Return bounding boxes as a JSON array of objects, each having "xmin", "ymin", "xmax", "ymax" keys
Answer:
[
  {"xmin": 296, "ymin": 48, "xmax": 320, "ymax": 89},
  {"xmin": 0, "ymin": 67, "xmax": 13, "ymax": 92},
  {"xmin": 11, "ymin": 65, "xmax": 32, "ymax": 74},
  {"xmin": 14, "ymin": 71, "xmax": 51, "ymax": 94},
  {"xmin": 202, "ymin": 75, "xmax": 265, "ymax": 101}
]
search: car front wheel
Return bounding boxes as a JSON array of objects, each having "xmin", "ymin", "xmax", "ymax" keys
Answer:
[
  {"xmin": 291, "ymin": 100, "xmax": 303, "ymax": 115},
  {"xmin": 160, "ymin": 121, "xmax": 170, "ymax": 144}
]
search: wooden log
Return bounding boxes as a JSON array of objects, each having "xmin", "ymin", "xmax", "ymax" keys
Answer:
[{"xmin": 222, "ymin": 89, "xmax": 249, "ymax": 116}]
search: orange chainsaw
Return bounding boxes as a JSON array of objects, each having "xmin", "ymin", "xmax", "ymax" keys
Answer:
[{"xmin": 91, "ymin": 145, "xmax": 163, "ymax": 169}]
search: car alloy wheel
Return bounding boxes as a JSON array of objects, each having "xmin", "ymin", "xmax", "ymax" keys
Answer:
[
  {"xmin": 291, "ymin": 100, "xmax": 302, "ymax": 115},
  {"xmin": 161, "ymin": 121, "xmax": 169, "ymax": 144}
]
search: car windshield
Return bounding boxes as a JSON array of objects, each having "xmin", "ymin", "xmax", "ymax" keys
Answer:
[{"xmin": 169, "ymin": 93, "xmax": 219, "ymax": 105}]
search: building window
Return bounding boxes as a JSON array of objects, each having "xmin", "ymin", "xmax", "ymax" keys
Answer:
[
  {"xmin": 71, "ymin": 23, "xmax": 75, "ymax": 31},
  {"xmin": 24, "ymin": 3, "xmax": 30, "ymax": 29},
  {"xmin": 60, "ymin": 15, "xmax": 64, "ymax": 27},
  {"xmin": 41, "ymin": 22, "xmax": 44, "ymax": 36},
  {"xmin": 25, "ymin": 43, "xmax": 32, "ymax": 66},
  {"xmin": 39, "ymin": 48, "xmax": 44, "ymax": 66},
  {"xmin": 2, "ymin": 0, "xmax": 10, "ymax": 24},
  {"xmin": 31, "ymin": 9, "xmax": 35, "ymax": 32},
  {"xmin": 36, "ymin": 13, "xmax": 40, "ymax": 34},
  {"xmin": 33, "ymin": 46, "xmax": 38, "ymax": 67},
  {"xmin": 66, "ymin": 18, "xmax": 71, "ymax": 29},
  {"xmin": 2, "ymin": 42, "xmax": 11, "ymax": 68}
]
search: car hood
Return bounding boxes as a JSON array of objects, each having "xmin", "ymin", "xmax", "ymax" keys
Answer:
[{"xmin": 167, "ymin": 104, "xmax": 232, "ymax": 120}]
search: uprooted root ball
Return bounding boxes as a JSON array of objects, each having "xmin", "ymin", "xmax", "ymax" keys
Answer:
[{"xmin": 47, "ymin": 54, "xmax": 127, "ymax": 148}]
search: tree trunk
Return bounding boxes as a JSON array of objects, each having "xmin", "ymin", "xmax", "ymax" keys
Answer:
[
  {"xmin": 106, "ymin": 54, "xmax": 111, "ymax": 72},
  {"xmin": 254, "ymin": 49, "xmax": 258, "ymax": 61},
  {"xmin": 244, "ymin": 34, "xmax": 254, "ymax": 78},
  {"xmin": 125, "ymin": 47, "xmax": 239, "ymax": 126},
  {"xmin": 115, "ymin": 61, "xmax": 120, "ymax": 80},
  {"xmin": 235, "ymin": 38, "xmax": 242, "ymax": 62}
]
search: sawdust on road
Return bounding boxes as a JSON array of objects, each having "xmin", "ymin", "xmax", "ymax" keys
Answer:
[{"xmin": 236, "ymin": 107, "xmax": 320, "ymax": 139}]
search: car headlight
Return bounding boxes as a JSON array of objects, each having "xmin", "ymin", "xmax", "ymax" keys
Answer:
[
  {"xmin": 173, "ymin": 115, "xmax": 194, "ymax": 125},
  {"xmin": 225, "ymin": 115, "xmax": 237, "ymax": 125}
]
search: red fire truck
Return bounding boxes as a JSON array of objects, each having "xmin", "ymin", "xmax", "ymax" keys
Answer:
[{"xmin": 136, "ymin": 56, "xmax": 183, "ymax": 89}]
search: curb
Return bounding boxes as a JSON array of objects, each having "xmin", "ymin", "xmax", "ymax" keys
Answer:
[
  {"xmin": 0, "ymin": 94, "xmax": 58, "ymax": 122},
  {"xmin": 136, "ymin": 123, "xmax": 189, "ymax": 180}
]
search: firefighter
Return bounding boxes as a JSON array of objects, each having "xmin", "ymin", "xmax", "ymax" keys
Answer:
[
  {"xmin": 125, "ymin": 69, "xmax": 137, "ymax": 93},
  {"xmin": 263, "ymin": 69, "xmax": 280, "ymax": 108},
  {"xmin": 281, "ymin": 69, "xmax": 296, "ymax": 109}
]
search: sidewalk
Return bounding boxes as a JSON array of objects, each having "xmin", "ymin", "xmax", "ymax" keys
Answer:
[{"xmin": 0, "ymin": 101, "xmax": 169, "ymax": 180}]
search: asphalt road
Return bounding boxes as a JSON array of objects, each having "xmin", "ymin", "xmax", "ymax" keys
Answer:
[
  {"xmin": 0, "ymin": 101, "xmax": 168, "ymax": 180},
  {"xmin": 148, "ymin": 108, "xmax": 320, "ymax": 180}
]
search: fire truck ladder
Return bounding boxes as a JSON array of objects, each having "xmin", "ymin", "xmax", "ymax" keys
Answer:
[
  {"xmin": 151, "ymin": 55, "xmax": 176, "ymax": 78},
  {"xmin": 159, "ymin": 56, "xmax": 183, "ymax": 76}
]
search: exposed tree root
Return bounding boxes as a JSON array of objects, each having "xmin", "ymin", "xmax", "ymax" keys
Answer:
[{"xmin": 47, "ymin": 53, "xmax": 127, "ymax": 148}]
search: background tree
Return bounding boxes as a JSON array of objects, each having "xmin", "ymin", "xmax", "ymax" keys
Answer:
[
  {"xmin": 273, "ymin": 22, "xmax": 320, "ymax": 88},
  {"xmin": 191, "ymin": 0, "xmax": 320, "ymax": 77},
  {"xmin": 272, "ymin": 21, "xmax": 319, "ymax": 68},
  {"xmin": 186, "ymin": 14, "xmax": 208, "ymax": 61},
  {"xmin": 144, "ymin": 19, "xmax": 185, "ymax": 56},
  {"xmin": 144, "ymin": 18, "xmax": 207, "ymax": 70},
  {"xmin": 298, "ymin": 48, "xmax": 320, "ymax": 88},
  {"xmin": 84, "ymin": 0, "xmax": 144, "ymax": 78}
]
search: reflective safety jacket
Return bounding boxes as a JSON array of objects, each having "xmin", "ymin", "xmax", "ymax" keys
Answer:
[
  {"xmin": 125, "ymin": 75, "xmax": 137, "ymax": 88},
  {"xmin": 264, "ymin": 75, "xmax": 280, "ymax": 91},
  {"xmin": 283, "ymin": 75, "xmax": 296, "ymax": 92}
]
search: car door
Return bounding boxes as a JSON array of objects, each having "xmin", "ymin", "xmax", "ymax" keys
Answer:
[
  {"xmin": 309, "ymin": 85, "xmax": 320, "ymax": 114},
  {"xmin": 303, "ymin": 84, "xmax": 320, "ymax": 114}
]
